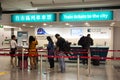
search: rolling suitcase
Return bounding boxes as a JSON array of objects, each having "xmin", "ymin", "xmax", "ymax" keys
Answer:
[
  {"xmin": 18, "ymin": 55, "xmax": 28, "ymax": 69},
  {"xmin": 19, "ymin": 59, "xmax": 28, "ymax": 69}
]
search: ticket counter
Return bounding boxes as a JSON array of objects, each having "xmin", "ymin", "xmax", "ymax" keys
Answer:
[{"xmin": 69, "ymin": 45, "xmax": 109, "ymax": 63}]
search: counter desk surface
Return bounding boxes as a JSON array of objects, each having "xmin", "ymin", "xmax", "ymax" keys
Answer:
[
  {"xmin": 70, "ymin": 45, "xmax": 109, "ymax": 48},
  {"xmin": 17, "ymin": 46, "xmax": 47, "ymax": 53},
  {"xmin": 17, "ymin": 46, "xmax": 47, "ymax": 60}
]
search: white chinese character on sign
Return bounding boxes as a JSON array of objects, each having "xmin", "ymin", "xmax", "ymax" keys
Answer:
[
  {"xmin": 15, "ymin": 16, "xmax": 20, "ymax": 21},
  {"xmin": 47, "ymin": 15, "xmax": 52, "ymax": 20},
  {"xmin": 31, "ymin": 15, "xmax": 36, "ymax": 20},
  {"xmin": 74, "ymin": 15, "xmax": 78, "ymax": 19},
  {"xmin": 36, "ymin": 15, "xmax": 40, "ymax": 20},
  {"xmin": 21, "ymin": 16, "xmax": 25, "ymax": 21},
  {"xmin": 42, "ymin": 15, "xmax": 46, "ymax": 20},
  {"xmin": 26, "ymin": 16, "xmax": 30, "ymax": 21}
]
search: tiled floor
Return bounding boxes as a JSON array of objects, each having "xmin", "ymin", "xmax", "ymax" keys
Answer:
[{"xmin": 0, "ymin": 56, "xmax": 120, "ymax": 80}]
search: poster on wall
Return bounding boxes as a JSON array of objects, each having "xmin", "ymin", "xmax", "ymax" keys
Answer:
[
  {"xmin": 71, "ymin": 28, "xmax": 83, "ymax": 36},
  {"xmin": 37, "ymin": 28, "xmax": 47, "ymax": 35},
  {"xmin": 35, "ymin": 27, "xmax": 111, "ymax": 39},
  {"xmin": 17, "ymin": 31, "xmax": 28, "ymax": 46},
  {"xmin": 35, "ymin": 27, "xmax": 112, "ymax": 48},
  {"xmin": 86, "ymin": 27, "xmax": 111, "ymax": 39},
  {"xmin": 36, "ymin": 28, "xmax": 54, "ymax": 40}
]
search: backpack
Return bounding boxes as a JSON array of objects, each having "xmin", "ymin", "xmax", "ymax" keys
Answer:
[
  {"xmin": 78, "ymin": 36, "xmax": 85, "ymax": 46},
  {"xmin": 63, "ymin": 41, "xmax": 70, "ymax": 52},
  {"xmin": 82, "ymin": 36, "xmax": 93, "ymax": 48}
]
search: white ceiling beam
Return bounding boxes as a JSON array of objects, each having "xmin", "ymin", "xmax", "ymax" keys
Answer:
[{"xmin": 31, "ymin": 1, "xmax": 120, "ymax": 9}]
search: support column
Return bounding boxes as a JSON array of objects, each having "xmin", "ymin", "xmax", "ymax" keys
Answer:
[{"xmin": 11, "ymin": 28, "xmax": 14, "ymax": 35}]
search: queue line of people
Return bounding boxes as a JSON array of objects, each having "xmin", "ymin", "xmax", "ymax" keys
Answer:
[{"xmin": 9, "ymin": 33, "xmax": 93, "ymax": 73}]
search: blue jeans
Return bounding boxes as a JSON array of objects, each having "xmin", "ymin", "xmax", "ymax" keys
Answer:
[{"xmin": 58, "ymin": 52, "xmax": 65, "ymax": 73}]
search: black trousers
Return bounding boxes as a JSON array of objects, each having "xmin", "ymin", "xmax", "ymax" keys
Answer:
[
  {"xmin": 48, "ymin": 58, "xmax": 54, "ymax": 68},
  {"xmin": 82, "ymin": 53, "xmax": 88, "ymax": 64},
  {"xmin": 82, "ymin": 48, "xmax": 88, "ymax": 65}
]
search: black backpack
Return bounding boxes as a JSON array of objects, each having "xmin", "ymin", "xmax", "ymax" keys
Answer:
[{"xmin": 63, "ymin": 41, "xmax": 70, "ymax": 52}]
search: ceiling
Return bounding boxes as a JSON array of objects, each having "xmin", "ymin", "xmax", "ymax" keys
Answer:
[
  {"xmin": 1, "ymin": 0, "xmax": 120, "ymax": 11},
  {"xmin": 1, "ymin": 0, "xmax": 120, "ymax": 27},
  {"xmin": 8, "ymin": 21, "xmax": 119, "ymax": 28}
]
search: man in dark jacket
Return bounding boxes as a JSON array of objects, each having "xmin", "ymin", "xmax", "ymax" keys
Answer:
[
  {"xmin": 55, "ymin": 34, "xmax": 66, "ymax": 73},
  {"xmin": 78, "ymin": 34, "xmax": 93, "ymax": 65}
]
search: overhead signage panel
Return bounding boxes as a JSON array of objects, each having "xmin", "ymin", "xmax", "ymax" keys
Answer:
[
  {"xmin": 60, "ymin": 11, "xmax": 113, "ymax": 22},
  {"xmin": 11, "ymin": 13, "xmax": 56, "ymax": 23}
]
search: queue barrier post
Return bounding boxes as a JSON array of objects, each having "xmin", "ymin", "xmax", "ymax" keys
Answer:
[
  {"xmin": 15, "ymin": 48, "xmax": 17, "ymax": 68},
  {"xmin": 40, "ymin": 54, "xmax": 43, "ymax": 80},
  {"xmin": 77, "ymin": 55, "xmax": 80, "ymax": 80},
  {"xmin": 46, "ymin": 55, "xmax": 48, "ymax": 80},
  {"xmin": 87, "ymin": 49, "xmax": 91, "ymax": 76},
  {"xmin": 21, "ymin": 48, "xmax": 25, "ymax": 80},
  {"xmin": 22, "ymin": 47, "xmax": 24, "ymax": 72}
]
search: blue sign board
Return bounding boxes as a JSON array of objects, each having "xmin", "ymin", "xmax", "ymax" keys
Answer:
[
  {"xmin": 11, "ymin": 13, "xmax": 56, "ymax": 23},
  {"xmin": 37, "ymin": 28, "xmax": 47, "ymax": 35},
  {"xmin": 60, "ymin": 11, "xmax": 113, "ymax": 22}
]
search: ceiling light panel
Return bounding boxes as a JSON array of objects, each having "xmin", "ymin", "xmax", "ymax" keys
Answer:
[
  {"xmin": 65, "ymin": 23, "xmax": 70, "ymax": 25},
  {"xmin": 32, "ymin": 0, "xmax": 53, "ymax": 4},
  {"xmin": 110, "ymin": 22, "xmax": 115, "ymax": 26},
  {"xmin": 85, "ymin": 0, "xmax": 109, "ymax": 2},
  {"xmin": 55, "ymin": 0, "xmax": 82, "ymax": 4},
  {"xmin": 43, "ymin": 23, "xmax": 47, "ymax": 26}
]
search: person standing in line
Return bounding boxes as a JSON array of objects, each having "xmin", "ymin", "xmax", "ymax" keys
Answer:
[
  {"xmin": 55, "ymin": 34, "xmax": 66, "ymax": 73},
  {"xmin": 78, "ymin": 35, "xmax": 85, "ymax": 47},
  {"xmin": 46, "ymin": 36, "xmax": 55, "ymax": 70},
  {"xmin": 78, "ymin": 35, "xmax": 85, "ymax": 64},
  {"xmin": 28, "ymin": 36, "xmax": 38, "ymax": 70},
  {"xmin": 10, "ymin": 35, "xmax": 17, "ymax": 68},
  {"xmin": 81, "ymin": 34, "xmax": 93, "ymax": 65}
]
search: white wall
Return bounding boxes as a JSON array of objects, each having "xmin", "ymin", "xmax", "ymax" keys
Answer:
[
  {"xmin": 0, "ymin": 28, "xmax": 4, "ymax": 48},
  {"xmin": 113, "ymin": 27, "xmax": 120, "ymax": 57},
  {"xmin": 18, "ymin": 27, "xmax": 35, "ymax": 37},
  {"xmin": 0, "ymin": 14, "xmax": 11, "ymax": 24},
  {"xmin": 35, "ymin": 27, "xmax": 113, "ymax": 52},
  {"xmin": 114, "ymin": 9, "xmax": 120, "ymax": 21},
  {"xmin": 0, "ymin": 14, "xmax": 12, "ymax": 48}
]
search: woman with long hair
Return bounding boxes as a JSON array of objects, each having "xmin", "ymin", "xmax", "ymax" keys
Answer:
[
  {"xmin": 46, "ymin": 36, "xmax": 54, "ymax": 70},
  {"xmin": 29, "ymin": 36, "xmax": 38, "ymax": 70}
]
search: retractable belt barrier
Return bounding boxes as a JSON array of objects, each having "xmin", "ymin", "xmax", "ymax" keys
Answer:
[
  {"xmin": 0, "ymin": 48, "xmax": 119, "ymax": 80},
  {"xmin": 0, "ymin": 48, "xmax": 120, "ymax": 60}
]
